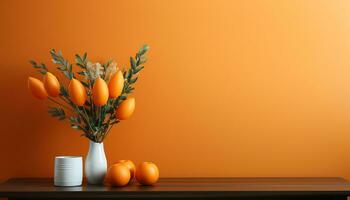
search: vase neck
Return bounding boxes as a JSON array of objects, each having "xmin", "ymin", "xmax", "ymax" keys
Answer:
[
  {"xmin": 90, "ymin": 141, "xmax": 103, "ymax": 145},
  {"xmin": 89, "ymin": 141, "xmax": 104, "ymax": 150}
]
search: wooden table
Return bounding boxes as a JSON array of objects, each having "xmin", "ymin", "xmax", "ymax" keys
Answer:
[{"xmin": 1, "ymin": 177, "xmax": 350, "ymax": 199}]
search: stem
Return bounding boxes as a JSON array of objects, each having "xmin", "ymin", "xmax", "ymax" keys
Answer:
[
  {"xmin": 98, "ymin": 106, "xmax": 104, "ymax": 128},
  {"xmin": 59, "ymin": 87, "xmax": 97, "ymax": 141},
  {"xmin": 101, "ymin": 122, "xmax": 117, "ymax": 142},
  {"xmin": 90, "ymin": 97, "xmax": 94, "ymax": 122},
  {"xmin": 81, "ymin": 106, "xmax": 95, "ymax": 134},
  {"xmin": 59, "ymin": 96, "xmax": 89, "ymax": 126},
  {"xmin": 48, "ymin": 97, "xmax": 75, "ymax": 112},
  {"xmin": 97, "ymin": 106, "xmax": 101, "ymax": 125},
  {"xmin": 59, "ymin": 96, "xmax": 78, "ymax": 113}
]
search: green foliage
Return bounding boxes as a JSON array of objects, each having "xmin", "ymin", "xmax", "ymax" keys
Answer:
[
  {"xmin": 75, "ymin": 53, "xmax": 88, "ymax": 69},
  {"xmin": 48, "ymin": 107, "xmax": 65, "ymax": 120},
  {"xmin": 29, "ymin": 60, "xmax": 48, "ymax": 75},
  {"xmin": 69, "ymin": 116, "xmax": 86, "ymax": 132},
  {"xmin": 60, "ymin": 86, "xmax": 69, "ymax": 97},
  {"xmin": 30, "ymin": 45, "xmax": 149, "ymax": 143},
  {"xmin": 123, "ymin": 44, "xmax": 149, "ymax": 95},
  {"xmin": 50, "ymin": 49, "xmax": 74, "ymax": 79},
  {"xmin": 75, "ymin": 52, "xmax": 89, "ymax": 81}
]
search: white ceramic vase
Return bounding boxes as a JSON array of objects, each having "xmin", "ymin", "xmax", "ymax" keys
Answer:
[{"xmin": 85, "ymin": 141, "xmax": 107, "ymax": 185}]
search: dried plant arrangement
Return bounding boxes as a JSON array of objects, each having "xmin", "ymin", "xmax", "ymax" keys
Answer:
[{"xmin": 28, "ymin": 45, "xmax": 149, "ymax": 143}]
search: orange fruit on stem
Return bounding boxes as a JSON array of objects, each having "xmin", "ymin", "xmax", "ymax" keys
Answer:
[
  {"xmin": 28, "ymin": 77, "xmax": 48, "ymax": 100},
  {"xmin": 135, "ymin": 162, "xmax": 159, "ymax": 186},
  {"xmin": 108, "ymin": 163, "xmax": 130, "ymax": 187},
  {"xmin": 43, "ymin": 72, "xmax": 60, "ymax": 97},
  {"xmin": 68, "ymin": 78, "xmax": 86, "ymax": 106},
  {"xmin": 116, "ymin": 98, "xmax": 135, "ymax": 120},
  {"xmin": 108, "ymin": 71, "xmax": 124, "ymax": 98},
  {"xmin": 92, "ymin": 77, "xmax": 109, "ymax": 106},
  {"xmin": 117, "ymin": 160, "xmax": 136, "ymax": 182}
]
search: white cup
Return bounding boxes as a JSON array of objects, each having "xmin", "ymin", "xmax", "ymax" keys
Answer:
[{"xmin": 54, "ymin": 156, "xmax": 83, "ymax": 186}]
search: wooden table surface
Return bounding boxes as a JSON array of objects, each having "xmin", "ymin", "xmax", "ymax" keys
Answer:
[{"xmin": 1, "ymin": 177, "xmax": 350, "ymax": 199}]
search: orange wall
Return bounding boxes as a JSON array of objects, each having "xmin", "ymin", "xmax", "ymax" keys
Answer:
[{"xmin": 1, "ymin": 0, "xmax": 350, "ymax": 181}]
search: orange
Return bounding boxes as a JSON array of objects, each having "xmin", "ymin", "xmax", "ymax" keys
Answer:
[
  {"xmin": 108, "ymin": 163, "xmax": 130, "ymax": 187},
  {"xmin": 135, "ymin": 162, "xmax": 159, "ymax": 186},
  {"xmin": 68, "ymin": 78, "xmax": 86, "ymax": 106},
  {"xmin": 116, "ymin": 160, "xmax": 136, "ymax": 183},
  {"xmin": 108, "ymin": 71, "xmax": 124, "ymax": 98},
  {"xmin": 43, "ymin": 72, "xmax": 60, "ymax": 97},
  {"xmin": 28, "ymin": 77, "xmax": 48, "ymax": 100},
  {"xmin": 116, "ymin": 98, "xmax": 135, "ymax": 120},
  {"xmin": 92, "ymin": 77, "xmax": 109, "ymax": 106}
]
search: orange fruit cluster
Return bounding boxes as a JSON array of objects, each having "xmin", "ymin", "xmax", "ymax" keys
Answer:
[
  {"xmin": 28, "ymin": 71, "xmax": 135, "ymax": 120},
  {"xmin": 105, "ymin": 160, "xmax": 159, "ymax": 187}
]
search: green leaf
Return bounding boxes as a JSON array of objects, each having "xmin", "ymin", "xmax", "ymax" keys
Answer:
[
  {"xmin": 130, "ymin": 57, "xmax": 136, "ymax": 69},
  {"xmin": 138, "ymin": 44, "xmax": 149, "ymax": 55},
  {"xmin": 81, "ymin": 81, "xmax": 89, "ymax": 88},
  {"xmin": 29, "ymin": 60, "xmax": 37, "ymax": 65},
  {"xmin": 76, "ymin": 63, "xmax": 84, "ymax": 68},
  {"xmin": 137, "ymin": 56, "xmax": 147, "ymax": 65},
  {"xmin": 71, "ymin": 125, "xmax": 82, "ymax": 130},
  {"xmin": 51, "ymin": 49, "xmax": 74, "ymax": 79},
  {"xmin": 102, "ymin": 63, "xmax": 107, "ymax": 72},
  {"xmin": 29, "ymin": 60, "xmax": 48, "ymax": 74},
  {"xmin": 77, "ymin": 71, "xmax": 87, "ymax": 76},
  {"xmin": 119, "ymin": 95, "xmax": 127, "ymax": 100},
  {"xmin": 134, "ymin": 66, "xmax": 144, "ymax": 74},
  {"xmin": 60, "ymin": 86, "xmax": 69, "ymax": 97},
  {"xmin": 125, "ymin": 87, "xmax": 134, "ymax": 93},
  {"xmin": 75, "ymin": 53, "xmax": 88, "ymax": 70},
  {"xmin": 69, "ymin": 116, "xmax": 79, "ymax": 124},
  {"xmin": 48, "ymin": 107, "xmax": 66, "ymax": 120},
  {"xmin": 75, "ymin": 54, "xmax": 83, "ymax": 64},
  {"xmin": 127, "ymin": 69, "xmax": 133, "ymax": 80},
  {"xmin": 83, "ymin": 53, "xmax": 87, "ymax": 62},
  {"xmin": 129, "ymin": 77, "xmax": 138, "ymax": 84}
]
